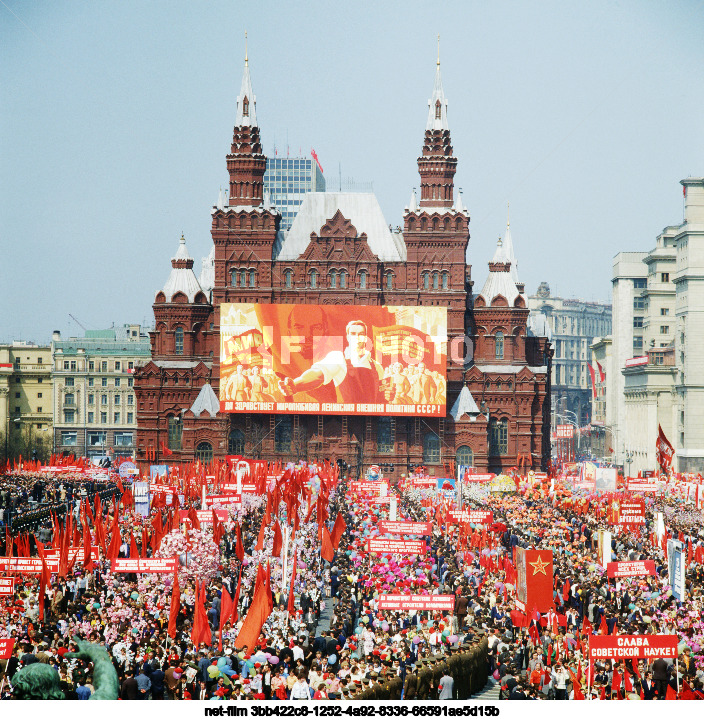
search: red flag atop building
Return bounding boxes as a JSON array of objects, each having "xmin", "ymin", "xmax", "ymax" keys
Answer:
[
  {"xmin": 596, "ymin": 360, "xmax": 606, "ymax": 382},
  {"xmin": 656, "ymin": 425, "xmax": 675, "ymax": 472}
]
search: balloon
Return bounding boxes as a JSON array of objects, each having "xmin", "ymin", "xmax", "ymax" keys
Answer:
[
  {"xmin": 328, "ymin": 654, "xmax": 337, "ymax": 664},
  {"xmin": 449, "ymin": 635, "xmax": 458, "ymax": 644},
  {"xmin": 208, "ymin": 665, "xmax": 220, "ymax": 678},
  {"xmin": 130, "ymin": 592, "xmax": 139, "ymax": 600},
  {"xmin": 270, "ymin": 656, "xmax": 279, "ymax": 665},
  {"xmin": 217, "ymin": 657, "xmax": 228, "ymax": 668}
]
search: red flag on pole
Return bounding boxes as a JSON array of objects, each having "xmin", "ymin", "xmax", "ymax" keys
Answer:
[
  {"xmin": 272, "ymin": 520, "xmax": 282, "ymax": 558},
  {"xmin": 168, "ymin": 561, "xmax": 180, "ymax": 639},
  {"xmin": 321, "ymin": 526, "xmax": 335, "ymax": 562},
  {"xmin": 656, "ymin": 424, "xmax": 675, "ymax": 472},
  {"xmin": 287, "ymin": 549, "xmax": 298, "ymax": 616},
  {"xmin": 331, "ymin": 512, "xmax": 346, "ymax": 549}
]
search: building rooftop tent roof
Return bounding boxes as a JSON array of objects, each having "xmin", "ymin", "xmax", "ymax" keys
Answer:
[
  {"xmin": 275, "ymin": 192, "xmax": 407, "ymax": 262},
  {"xmin": 159, "ymin": 235, "xmax": 204, "ymax": 303},
  {"xmin": 476, "ymin": 237, "xmax": 522, "ymax": 307},
  {"xmin": 450, "ymin": 386, "xmax": 481, "ymax": 421},
  {"xmin": 189, "ymin": 382, "xmax": 219, "ymax": 417}
]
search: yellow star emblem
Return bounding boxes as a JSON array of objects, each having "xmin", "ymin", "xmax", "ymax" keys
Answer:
[{"xmin": 530, "ymin": 555, "xmax": 550, "ymax": 576}]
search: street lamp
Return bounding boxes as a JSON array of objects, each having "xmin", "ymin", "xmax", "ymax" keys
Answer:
[{"xmin": 625, "ymin": 452, "xmax": 633, "ymax": 478}]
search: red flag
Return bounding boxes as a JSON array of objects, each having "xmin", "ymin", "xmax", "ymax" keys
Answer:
[
  {"xmin": 130, "ymin": 531, "xmax": 139, "ymax": 559},
  {"xmin": 612, "ymin": 668, "xmax": 621, "ymax": 693},
  {"xmin": 254, "ymin": 519, "xmax": 267, "ymax": 551},
  {"xmin": 187, "ymin": 506, "xmax": 201, "ymax": 531},
  {"xmin": 656, "ymin": 424, "xmax": 675, "ymax": 472},
  {"xmin": 218, "ymin": 586, "xmax": 233, "ymax": 652},
  {"xmin": 168, "ymin": 560, "xmax": 180, "ymax": 639},
  {"xmin": 235, "ymin": 523, "xmax": 244, "ymax": 562},
  {"xmin": 321, "ymin": 526, "xmax": 335, "ymax": 562},
  {"xmin": 599, "ymin": 615, "xmax": 608, "ymax": 635},
  {"xmin": 288, "ymin": 549, "xmax": 298, "ymax": 615},
  {"xmin": 272, "ymin": 520, "xmax": 283, "ymax": 557},
  {"xmin": 587, "ymin": 364, "xmax": 597, "ymax": 399},
  {"xmin": 234, "ymin": 566, "xmax": 273, "ymax": 652},
  {"xmin": 191, "ymin": 579, "xmax": 211, "ymax": 647},
  {"xmin": 231, "ymin": 566, "xmax": 242, "ymax": 625},
  {"xmin": 665, "ymin": 683, "xmax": 676, "ymax": 700},
  {"xmin": 160, "ymin": 440, "xmax": 173, "ymax": 457},
  {"xmin": 82, "ymin": 520, "xmax": 94, "ymax": 572},
  {"xmin": 34, "ymin": 536, "xmax": 51, "ymax": 622},
  {"xmin": 212, "ymin": 510, "xmax": 223, "ymax": 546},
  {"xmin": 624, "ymin": 669, "xmax": 632, "ymax": 693},
  {"xmin": 331, "ymin": 512, "xmax": 346, "ymax": 549},
  {"xmin": 596, "ymin": 360, "xmax": 605, "ymax": 382}
]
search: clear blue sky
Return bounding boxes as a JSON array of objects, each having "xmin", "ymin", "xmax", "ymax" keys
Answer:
[{"xmin": 2, "ymin": 0, "xmax": 703, "ymax": 342}]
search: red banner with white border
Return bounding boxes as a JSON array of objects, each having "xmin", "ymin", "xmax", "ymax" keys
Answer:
[
  {"xmin": 378, "ymin": 594, "xmax": 455, "ymax": 611},
  {"xmin": 111, "ymin": 558, "xmax": 177, "ymax": 573},
  {"xmin": 589, "ymin": 634, "xmax": 678, "ymax": 660},
  {"xmin": 367, "ymin": 539, "xmax": 426, "ymax": 555},
  {"xmin": 0, "ymin": 557, "xmax": 60, "ymax": 574},
  {"xmin": 448, "ymin": 510, "xmax": 493, "ymax": 524},
  {"xmin": 179, "ymin": 509, "xmax": 228, "ymax": 525},
  {"xmin": 206, "ymin": 494, "xmax": 242, "ymax": 505},
  {"xmin": 378, "ymin": 521, "xmax": 431, "ymax": 535},
  {"xmin": 606, "ymin": 560, "xmax": 656, "ymax": 578},
  {"xmin": 0, "ymin": 577, "xmax": 15, "ymax": 595}
]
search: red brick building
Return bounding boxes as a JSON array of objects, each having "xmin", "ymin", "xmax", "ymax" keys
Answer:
[{"xmin": 134, "ymin": 57, "xmax": 552, "ymax": 476}]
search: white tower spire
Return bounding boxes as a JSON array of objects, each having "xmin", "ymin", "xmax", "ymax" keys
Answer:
[
  {"xmin": 235, "ymin": 32, "xmax": 257, "ymax": 127},
  {"xmin": 426, "ymin": 35, "xmax": 449, "ymax": 131}
]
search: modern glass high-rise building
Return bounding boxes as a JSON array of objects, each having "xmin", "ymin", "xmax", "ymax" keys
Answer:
[{"xmin": 264, "ymin": 156, "xmax": 326, "ymax": 230}]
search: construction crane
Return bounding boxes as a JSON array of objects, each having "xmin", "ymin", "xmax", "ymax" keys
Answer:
[{"xmin": 68, "ymin": 314, "xmax": 89, "ymax": 332}]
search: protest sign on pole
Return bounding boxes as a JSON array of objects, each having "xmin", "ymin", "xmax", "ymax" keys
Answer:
[
  {"xmin": 515, "ymin": 548, "xmax": 553, "ymax": 613},
  {"xmin": 111, "ymin": 558, "xmax": 178, "ymax": 574},
  {"xmin": 0, "ymin": 578, "xmax": 15, "ymax": 596},
  {"xmin": 378, "ymin": 521, "xmax": 432, "ymax": 535},
  {"xmin": 606, "ymin": 560, "xmax": 656, "ymax": 578},
  {"xmin": 589, "ymin": 635, "xmax": 678, "ymax": 660}
]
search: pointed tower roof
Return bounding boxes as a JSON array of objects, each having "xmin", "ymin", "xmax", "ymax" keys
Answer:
[
  {"xmin": 426, "ymin": 38, "xmax": 449, "ymax": 131},
  {"xmin": 407, "ymin": 188, "xmax": 418, "ymax": 212},
  {"xmin": 190, "ymin": 382, "xmax": 219, "ymax": 418},
  {"xmin": 503, "ymin": 203, "xmax": 519, "ymax": 284},
  {"xmin": 476, "ymin": 236, "xmax": 522, "ymax": 307},
  {"xmin": 235, "ymin": 41, "xmax": 257, "ymax": 127},
  {"xmin": 450, "ymin": 386, "xmax": 481, "ymax": 421},
  {"xmin": 159, "ymin": 234, "xmax": 204, "ymax": 303}
]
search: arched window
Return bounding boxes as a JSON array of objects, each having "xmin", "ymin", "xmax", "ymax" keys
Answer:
[
  {"xmin": 377, "ymin": 417, "xmax": 394, "ymax": 453},
  {"xmin": 329, "ymin": 270, "xmax": 337, "ymax": 289},
  {"xmin": 174, "ymin": 327, "xmax": 184, "ymax": 355},
  {"xmin": 433, "ymin": 271, "xmax": 439, "ymax": 290},
  {"xmin": 242, "ymin": 96, "xmax": 249, "ymax": 117},
  {"xmin": 385, "ymin": 273, "xmax": 393, "ymax": 291},
  {"xmin": 167, "ymin": 415, "xmax": 182, "ymax": 451},
  {"xmin": 435, "ymin": 99, "xmax": 442, "ymax": 119},
  {"xmin": 442, "ymin": 271, "xmax": 449, "ymax": 290},
  {"xmin": 359, "ymin": 270, "xmax": 367, "ymax": 289},
  {"xmin": 495, "ymin": 331, "xmax": 504, "ymax": 360},
  {"xmin": 422, "ymin": 272, "xmax": 429, "ymax": 290},
  {"xmin": 274, "ymin": 416, "xmax": 292, "ymax": 453},
  {"xmin": 423, "ymin": 432, "xmax": 440, "ymax": 463},
  {"xmin": 309, "ymin": 269, "xmax": 318, "ymax": 289},
  {"xmin": 228, "ymin": 429, "xmax": 245, "ymax": 454},
  {"xmin": 340, "ymin": 270, "xmax": 347, "ymax": 288},
  {"xmin": 456, "ymin": 446, "xmax": 473, "ymax": 468},
  {"xmin": 249, "ymin": 270, "xmax": 255, "ymax": 287},
  {"xmin": 195, "ymin": 441, "xmax": 213, "ymax": 463},
  {"xmin": 230, "ymin": 269, "xmax": 238, "ymax": 287},
  {"xmin": 239, "ymin": 270, "xmax": 247, "ymax": 287},
  {"xmin": 489, "ymin": 418, "xmax": 508, "ymax": 456},
  {"xmin": 284, "ymin": 269, "xmax": 292, "ymax": 288}
]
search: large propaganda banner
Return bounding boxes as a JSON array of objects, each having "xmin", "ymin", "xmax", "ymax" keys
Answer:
[
  {"xmin": 206, "ymin": 494, "xmax": 242, "ymax": 505},
  {"xmin": 219, "ymin": 303, "xmax": 447, "ymax": 417},
  {"xmin": 378, "ymin": 521, "xmax": 432, "ymax": 535},
  {"xmin": 515, "ymin": 548, "xmax": 553, "ymax": 613},
  {"xmin": 378, "ymin": 594, "xmax": 455, "ymax": 611},
  {"xmin": 111, "ymin": 558, "xmax": 177, "ymax": 574},
  {"xmin": 589, "ymin": 635, "xmax": 678, "ymax": 660},
  {"xmin": 0, "ymin": 577, "xmax": 15, "ymax": 596},
  {"xmin": 610, "ymin": 499, "xmax": 646, "ymax": 526},
  {"xmin": 626, "ymin": 479, "xmax": 659, "ymax": 493},
  {"xmin": 0, "ymin": 557, "xmax": 60, "ymax": 574},
  {"xmin": 606, "ymin": 560, "xmax": 656, "ymax": 578},
  {"xmin": 448, "ymin": 510, "xmax": 493, "ymax": 524},
  {"xmin": 45, "ymin": 546, "xmax": 99, "ymax": 562},
  {"xmin": 0, "ymin": 638, "xmax": 15, "ymax": 659},
  {"xmin": 367, "ymin": 539, "xmax": 426, "ymax": 555}
]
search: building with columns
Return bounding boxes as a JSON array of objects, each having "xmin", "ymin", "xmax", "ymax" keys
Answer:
[{"xmin": 134, "ymin": 53, "xmax": 552, "ymax": 477}]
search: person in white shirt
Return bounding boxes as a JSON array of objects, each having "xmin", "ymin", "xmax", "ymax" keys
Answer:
[{"xmin": 290, "ymin": 672, "xmax": 311, "ymax": 700}]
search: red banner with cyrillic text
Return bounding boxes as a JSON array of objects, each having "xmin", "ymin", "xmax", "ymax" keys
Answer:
[{"xmin": 366, "ymin": 539, "xmax": 426, "ymax": 555}]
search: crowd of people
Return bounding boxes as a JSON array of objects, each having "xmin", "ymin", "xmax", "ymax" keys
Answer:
[{"xmin": 0, "ymin": 460, "xmax": 703, "ymax": 701}]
